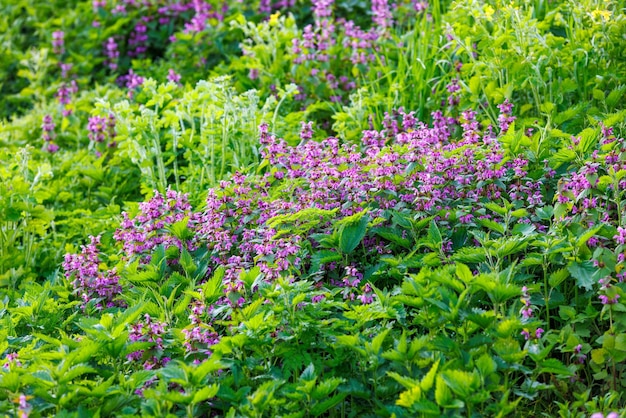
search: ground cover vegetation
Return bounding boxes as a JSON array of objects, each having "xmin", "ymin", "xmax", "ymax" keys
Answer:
[{"xmin": 0, "ymin": 0, "xmax": 625, "ymax": 416}]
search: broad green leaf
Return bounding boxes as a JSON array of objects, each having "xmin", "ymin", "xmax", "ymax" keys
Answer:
[
  {"xmin": 388, "ymin": 372, "xmax": 419, "ymax": 389},
  {"xmin": 338, "ymin": 211, "xmax": 369, "ymax": 254},
  {"xmin": 567, "ymin": 261, "xmax": 596, "ymax": 291},
  {"xmin": 455, "ymin": 263, "xmax": 473, "ymax": 282},
  {"xmin": 311, "ymin": 393, "xmax": 347, "ymax": 417},
  {"xmin": 396, "ymin": 385, "xmax": 422, "ymax": 407},
  {"xmin": 548, "ymin": 268, "xmax": 569, "ymax": 288},
  {"xmin": 475, "ymin": 354, "xmax": 497, "ymax": 378},
  {"xmin": 441, "ymin": 370, "xmax": 477, "ymax": 398},
  {"xmin": 420, "ymin": 359, "xmax": 439, "ymax": 392},
  {"xmin": 538, "ymin": 359, "xmax": 573, "ymax": 376}
]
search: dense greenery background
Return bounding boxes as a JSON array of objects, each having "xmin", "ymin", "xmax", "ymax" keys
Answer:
[{"xmin": 1, "ymin": 0, "xmax": 625, "ymax": 416}]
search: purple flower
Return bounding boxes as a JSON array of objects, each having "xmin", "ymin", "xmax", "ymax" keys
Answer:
[
  {"xmin": 52, "ymin": 31, "xmax": 65, "ymax": 54},
  {"xmin": 599, "ymin": 294, "xmax": 620, "ymax": 305},
  {"xmin": 614, "ymin": 227, "xmax": 626, "ymax": 245},
  {"xmin": 497, "ymin": 99, "xmax": 516, "ymax": 132},
  {"xmin": 167, "ymin": 69, "xmax": 181, "ymax": 84},
  {"xmin": 104, "ymin": 37, "xmax": 119, "ymax": 71}
]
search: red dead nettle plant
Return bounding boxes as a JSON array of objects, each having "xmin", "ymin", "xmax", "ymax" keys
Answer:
[{"xmin": 63, "ymin": 102, "xmax": 563, "ymax": 362}]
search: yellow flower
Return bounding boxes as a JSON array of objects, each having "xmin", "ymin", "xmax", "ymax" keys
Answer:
[
  {"xmin": 591, "ymin": 9, "xmax": 612, "ymax": 22},
  {"xmin": 484, "ymin": 5, "xmax": 495, "ymax": 21},
  {"xmin": 269, "ymin": 12, "xmax": 281, "ymax": 27}
]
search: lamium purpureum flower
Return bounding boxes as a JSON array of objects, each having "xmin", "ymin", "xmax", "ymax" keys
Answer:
[
  {"xmin": 52, "ymin": 30, "xmax": 65, "ymax": 54},
  {"xmin": 2, "ymin": 352, "xmax": 21, "ymax": 370},
  {"xmin": 103, "ymin": 37, "xmax": 119, "ymax": 71},
  {"xmin": 590, "ymin": 413, "xmax": 619, "ymax": 418},
  {"xmin": 519, "ymin": 286, "xmax": 534, "ymax": 320},
  {"xmin": 497, "ymin": 99, "xmax": 515, "ymax": 133},
  {"xmin": 41, "ymin": 115, "xmax": 60, "ymax": 153},
  {"xmin": 167, "ymin": 68, "xmax": 181, "ymax": 84},
  {"xmin": 614, "ymin": 227, "xmax": 626, "ymax": 245}
]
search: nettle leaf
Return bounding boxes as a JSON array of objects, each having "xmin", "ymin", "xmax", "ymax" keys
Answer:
[
  {"xmin": 455, "ymin": 263, "xmax": 473, "ymax": 283},
  {"xmin": 548, "ymin": 268, "xmax": 569, "ymax": 288},
  {"xmin": 388, "ymin": 372, "xmax": 419, "ymax": 389},
  {"xmin": 567, "ymin": 261, "xmax": 596, "ymax": 291},
  {"xmin": 337, "ymin": 210, "xmax": 369, "ymax": 254},
  {"xmin": 202, "ymin": 266, "xmax": 225, "ymax": 303},
  {"xmin": 373, "ymin": 226, "xmax": 412, "ymax": 249},
  {"xmin": 420, "ymin": 359, "xmax": 439, "ymax": 392},
  {"xmin": 434, "ymin": 375, "xmax": 453, "ymax": 407},
  {"xmin": 311, "ymin": 393, "xmax": 347, "ymax": 417},
  {"xmin": 397, "ymin": 385, "xmax": 422, "ymax": 408},
  {"xmin": 452, "ymin": 247, "xmax": 487, "ymax": 263},
  {"xmin": 441, "ymin": 370, "xmax": 478, "ymax": 398},
  {"xmin": 538, "ymin": 359, "xmax": 573, "ymax": 376},
  {"xmin": 475, "ymin": 354, "xmax": 497, "ymax": 378},
  {"xmin": 477, "ymin": 218, "xmax": 505, "ymax": 235},
  {"xmin": 192, "ymin": 384, "xmax": 220, "ymax": 404},
  {"xmin": 428, "ymin": 220, "xmax": 443, "ymax": 248}
]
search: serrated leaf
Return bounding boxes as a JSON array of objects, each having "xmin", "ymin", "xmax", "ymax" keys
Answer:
[
  {"xmin": 420, "ymin": 359, "xmax": 439, "ymax": 392},
  {"xmin": 435, "ymin": 375, "xmax": 452, "ymax": 407},
  {"xmin": 475, "ymin": 354, "xmax": 497, "ymax": 378},
  {"xmin": 548, "ymin": 268, "xmax": 569, "ymax": 288},
  {"xmin": 396, "ymin": 385, "xmax": 422, "ymax": 408},
  {"xmin": 192, "ymin": 384, "xmax": 219, "ymax": 403},
  {"xmin": 455, "ymin": 263, "xmax": 473, "ymax": 282},
  {"xmin": 388, "ymin": 372, "xmax": 419, "ymax": 389},
  {"xmin": 441, "ymin": 370, "xmax": 477, "ymax": 398},
  {"xmin": 567, "ymin": 261, "xmax": 596, "ymax": 291},
  {"xmin": 538, "ymin": 359, "xmax": 573, "ymax": 376},
  {"xmin": 311, "ymin": 393, "xmax": 347, "ymax": 417}
]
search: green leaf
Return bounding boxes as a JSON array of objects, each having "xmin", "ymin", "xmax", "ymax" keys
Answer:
[
  {"xmin": 396, "ymin": 385, "xmax": 422, "ymax": 408},
  {"xmin": 538, "ymin": 359, "xmax": 573, "ymax": 376},
  {"xmin": 192, "ymin": 384, "xmax": 219, "ymax": 403},
  {"xmin": 337, "ymin": 210, "xmax": 369, "ymax": 254},
  {"xmin": 312, "ymin": 377, "xmax": 345, "ymax": 400},
  {"xmin": 373, "ymin": 227, "xmax": 412, "ymax": 249},
  {"xmin": 441, "ymin": 370, "xmax": 477, "ymax": 398},
  {"xmin": 428, "ymin": 220, "xmax": 442, "ymax": 247},
  {"xmin": 311, "ymin": 393, "xmax": 347, "ymax": 417},
  {"xmin": 614, "ymin": 333, "xmax": 626, "ymax": 352},
  {"xmin": 387, "ymin": 372, "xmax": 419, "ymax": 389},
  {"xmin": 475, "ymin": 354, "xmax": 497, "ymax": 378},
  {"xmin": 420, "ymin": 359, "xmax": 439, "ymax": 392},
  {"xmin": 567, "ymin": 261, "xmax": 596, "ymax": 291},
  {"xmin": 412, "ymin": 400, "xmax": 440, "ymax": 415},
  {"xmin": 455, "ymin": 263, "xmax": 473, "ymax": 282},
  {"xmin": 548, "ymin": 268, "xmax": 569, "ymax": 288},
  {"xmin": 434, "ymin": 375, "xmax": 452, "ymax": 407}
]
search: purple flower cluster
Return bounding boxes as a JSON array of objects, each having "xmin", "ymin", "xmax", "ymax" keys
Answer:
[
  {"xmin": 114, "ymin": 189, "xmax": 198, "ymax": 263},
  {"xmin": 56, "ymin": 80, "xmax": 79, "ymax": 116},
  {"xmin": 519, "ymin": 286, "xmax": 534, "ymax": 320},
  {"xmin": 65, "ymin": 103, "xmax": 560, "ymax": 365},
  {"xmin": 127, "ymin": 314, "xmax": 171, "ymax": 369},
  {"xmin": 182, "ymin": 293, "xmax": 220, "ymax": 360},
  {"xmin": 87, "ymin": 114, "xmax": 117, "ymax": 147},
  {"xmin": 497, "ymin": 99, "xmax": 516, "ymax": 133},
  {"xmin": 184, "ymin": 0, "xmax": 225, "ymax": 34},
  {"xmin": 117, "ymin": 69, "xmax": 145, "ymax": 98},
  {"xmin": 2, "ymin": 353, "xmax": 21, "ymax": 371},
  {"xmin": 63, "ymin": 235, "xmax": 123, "ymax": 309},
  {"xmin": 103, "ymin": 37, "xmax": 120, "ymax": 71},
  {"xmin": 52, "ymin": 31, "xmax": 65, "ymax": 55},
  {"xmin": 128, "ymin": 20, "xmax": 149, "ymax": 57},
  {"xmin": 41, "ymin": 115, "xmax": 60, "ymax": 153}
]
